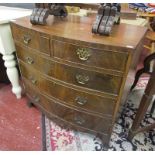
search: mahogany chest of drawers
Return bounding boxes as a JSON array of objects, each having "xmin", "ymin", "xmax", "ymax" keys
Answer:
[{"xmin": 10, "ymin": 15, "xmax": 147, "ymax": 148}]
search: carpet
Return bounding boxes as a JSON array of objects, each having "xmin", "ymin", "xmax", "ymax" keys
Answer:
[{"xmin": 42, "ymin": 77, "xmax": 155, "ymax": 151}]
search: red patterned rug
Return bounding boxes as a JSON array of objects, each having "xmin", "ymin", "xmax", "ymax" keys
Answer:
[{"xmin": 42, "ymin": 76, "xmax": 155, "ymax": 151}]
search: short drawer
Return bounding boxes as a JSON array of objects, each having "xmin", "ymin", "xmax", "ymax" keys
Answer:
[
  {"xmin": 23, "ymin": 80, "xmax": 112, "ymax": 134},
  {"xmin": 16, "ymin": 44, "xmax": 122, "ymax": 95},
  {"xmin": 52, "ymin": 39, "xmax": 128, "ymax": 72},
  {"xmin": 19, "ymin": 62, "xmax": 116, "ymax": 117},
  {"xmin": 11, "ymin": 24, "xmax": 50, "ymax": 55}
]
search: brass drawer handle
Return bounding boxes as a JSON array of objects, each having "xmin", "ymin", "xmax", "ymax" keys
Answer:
[
  {"xmin": 25, "ymin": 57, "xmax": 34, "ymax": 64},
  {"xmin": 76, "ymin": 48, "xmax": 91, "ymax": 61},
  {"xmin": 75, "ymin": 74, "xmax": 89, "ymax": 85},
  {"xmin": 74, "ymin": 116, "xmax": 85, "ymax": 125},
  {"xmin": 23, "ymin": 35, "xmax": 31, "ymax": 44},
  {"xmin": 29, "ymin": 76, "xmax": 37, "ymax": 85},
  {"xmin": 75, "ymin": 96, "xmax": 87, "ymax": 105},
  {"xmin": 33, "ymin": 95, "xmax": 40, "ymax": 102}
]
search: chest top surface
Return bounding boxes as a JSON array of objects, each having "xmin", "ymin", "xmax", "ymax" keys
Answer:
[{"xmin": 11, "ymin": 14, "xmax": 147, "ymax": 50}]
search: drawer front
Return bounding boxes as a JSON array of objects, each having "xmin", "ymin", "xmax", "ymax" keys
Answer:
[
  {"xmin": 19, "ymin": 62, "xmax": 116, "ymax": 117},
  {"xmin": 15, "ymin": 44, "xmax": 55, "ymax": 77},
  {"xmin": 54, "ymin": 63, "xmax": 122, "ymax": 95},
  {"xmin": 11, "ymin": 24, "xmax": 50, "ymax": 55},
  {"xmin": 52, "ymin": 40, "xmax": 128, "ymax": 72},
  {"xmin": 23, "ymin": 79, "xmax": 112, "ymax": 134},
  {"xmin": 16, "ymin": 44, "xmax": 122, "ymax": 95}
]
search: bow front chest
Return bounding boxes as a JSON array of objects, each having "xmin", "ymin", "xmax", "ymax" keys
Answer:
[{"xmin": 10, "ymin": 15, "xmax": 147, "ymax": 148}]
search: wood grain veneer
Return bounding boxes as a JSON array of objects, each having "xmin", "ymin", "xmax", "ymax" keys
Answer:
[{"xmin": 11, "ymin": 14, "xmax": 147, "ymax": 148}]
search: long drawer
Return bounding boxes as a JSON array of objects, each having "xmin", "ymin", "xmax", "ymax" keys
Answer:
[
  {"xmin": 19, "ymin": 62, "xmax": 116, "ymax": 117},
  {"xmin": 16, "ymin": 44, "xmax": 122, "ymax": 95},
  {"xmin": 52, "ymin": 39, "xmax": 128, "ymax": 72},
  {"xmin": 23, "ymin": 78, "xmax": 112, "ymax": 134},
  {"xmin": 11, "ymin": 24, "xmax": 50, "ymax": 55}
]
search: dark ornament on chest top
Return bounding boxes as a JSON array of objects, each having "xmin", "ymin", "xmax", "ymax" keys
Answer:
[{"xmin": 30, "ymin": 3, "xmax": 121, "ymax": 36}]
